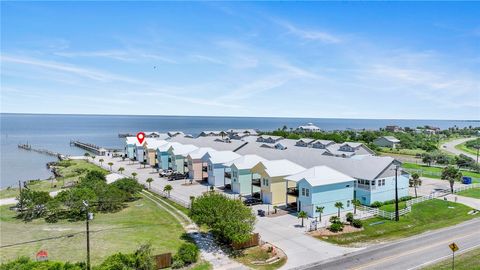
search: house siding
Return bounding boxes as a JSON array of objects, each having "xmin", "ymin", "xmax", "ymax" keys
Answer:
[
  {"xmin": 297, "ymin": 180, "xmax": 355, "ymax": 218},
  {"xmin": 355, "ymin": 174, "xmax": 409, "ymax": 205},
  {"xmin": 230, "ymin": 167, "xmax": 261, "ymax": 195},
  {"xmin": 156, "ymin": 150, "xmax": 171, "ymax": 170}
]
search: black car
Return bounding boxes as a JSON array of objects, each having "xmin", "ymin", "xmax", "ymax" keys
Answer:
[
  {"xmin": 168, "ymin": 173, "xmax": 188, "ymax": 181},
  {"xmin": 243, "ymin": 198, "xmax": 262, "ymax": 206}
]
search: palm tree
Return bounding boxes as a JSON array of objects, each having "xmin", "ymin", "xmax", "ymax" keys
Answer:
[
  {"xmin": 146, "ymin": 178, "xmax": 154, "ymax": 189},
  {"xmin": 118, "ymin": 167, "xmax": 125, "ymax": 174},
  {"xmin": 84, "ymin": 152, "xmax": 90, "ymax": 157},
  {"xmin": 273, "ymin": 205, "xmax": 278, "ymax": 214},
  {"xmin": 410, "ymin": 173, "xmax": 421, "ymax": 198},
  {"xmin": 92, "ymin": 156, "xmax": 96, "ymax": 161},
  {"xmin": 164, "ymin": 185, "xmax": 173, "ymax": 197},
  {"xmin": 335, "ymin": 202, "xmax": 344, "ymax": 217},
  {"xmin": 352, "ymin": 199, "xmax": 361, "ymax": 214},
  {"xmin": 315, "ymin": 206, "xmax": 325, "ymax": 222},
  {"xmin": 99, "ymin": 158, "xmax": 104, "ymax": 167},
  {"xmin": 108, "ymin": 162, "xmax": 114, "ymax": 171},
  {"xmin": 297, "ymin": 211, "xmax": 308, "ymax": 227},
  {"xmin": 131, "ymin": 172, "xmax": 137, "ymax": 180},
  {"xmin": 441, "ymin": 166, "xmax": 462, "ymax": 193}
]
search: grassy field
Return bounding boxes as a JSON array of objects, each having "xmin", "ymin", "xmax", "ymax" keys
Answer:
[
  {"xmin": 0, "ymin": 195, "xmax": 186, "ymax": 265},
  {"xmin": 0, "ymin": 159, "xmax": 108, "ymax": 199},
  {"xmin": 457, "ymin": 188, "xmax": 480, "ymax": 199},
  {"xmin": 378, "ymin": 147, "xmax": 426, "ymax": 156},
  {"xmin": 423, "ymin": 248, "xmax": 480, "ymax": 270},
  {"xmin": 379, "ymin": 201, "xmax": 407, "ymax": 212},
  {"xmin": 320, "ymin": 199, "xmax": 477, "ymax": 246},
  {"xmin": 403, "ymin": 163, "xmax": 480, "ymax": 182},
  {"xmin": 455, "ymin": 142, "xmax": 479, "ymax": 156}
]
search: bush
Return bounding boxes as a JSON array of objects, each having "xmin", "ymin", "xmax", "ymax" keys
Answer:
[
  {"xmin": 329, "ymin": 222, "xmax": 344, "ymax": 232},
  {"xmin": 175, "ymin": 242, "xmax": 199, "ymax": 265},
  {"xmin": 346, "ymin": 212, "xmax": 354, "ymax": 224},
  {"xmin": 370, "ymin": 201, "xmax": 382, "ymax": 208},
  {"xmin": 329, "ymin": 215, "xmax": 341, "ymax": 224},
  {"xmin": 171, "ymin": 258, "xmax": 185, "ymax": 269},
  {"xmin": 352, "ymin": 219, "xmax": 363, "ymax": 228}
]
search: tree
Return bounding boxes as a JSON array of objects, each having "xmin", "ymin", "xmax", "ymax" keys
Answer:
[
  {"xmin": 84, "ymin": 152, "xmax": 90, "ymax": 158},
  {"xmin": 335, "ymin": 202, "xmax": 344, "ymax": 217},
  {"xmin": 146, "ymin": 178, "xmax": 153, "ymax": 189},
  {"xmin": 92, "ymin": 156, "xmax": 96, "ymax": 161},
  {"xmin": 410, "ymin": 173, "xmax": 421, "ymax": 198},
  {"xmin": 112, "ymin": 178, "xmax": 143, "ymax": 200},
  {"xmin": 315, "ymin": 206, "xmax": 325, "ymax": 222},
  {"xmin": 441, "ymin": 166, "xmax": 462, "ymax": 193},
  {"xmin": 164, "ymin": 185, "xmax": 173, "ymax": 197},
  {"xmin": 108, "ymin": 162, "xmax": 114, "ymax": 171},
  {"xmin": 422, "ymin": 153, "xmax": 434, "ymax": 166},
  {"xmin": 99, "ymin": 158, "xmax": 104, "ymax": 167},
  {"xmin": 352, "ymin": 199, "xmax": 361, "ymax": 214},
  {"xmin": 189, "ymin": 193, "xmax": 255, "ymax": 244},
  {"xmin": 297, "ymin": 211, "xmax": 308, "ymax": 227},
  {"xmin": 16, "ymin": 189, "xmax": 51, "ymax": 221},
  {"xmin": 131, "ymin": 172, "xmax": 137, "ymax": 180},
  {"xmin": 118, "ymin": 167, "xmax": 125, "ymax": 174}
]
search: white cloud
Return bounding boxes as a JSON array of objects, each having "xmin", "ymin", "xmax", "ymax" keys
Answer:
[{"xmin": 277, "ymin": 20, "xmax": 341, "ymax": 43}]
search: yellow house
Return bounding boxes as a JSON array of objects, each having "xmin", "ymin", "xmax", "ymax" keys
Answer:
[
  {"xmin": 143, "ymin": 139, "xmax": 168, "ymax": 167},
  {"xmin": 251, "ymin": 160, "xmax": 305, "ymax": 205}
]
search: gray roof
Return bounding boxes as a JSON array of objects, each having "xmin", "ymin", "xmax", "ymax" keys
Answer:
[
  {"xmin": 170, "ymin": 136, "xmax": 246, "ymax": 152},
  {"xmin": 383, "ymin": 136, "xmax": 401, "ymax": 143}
]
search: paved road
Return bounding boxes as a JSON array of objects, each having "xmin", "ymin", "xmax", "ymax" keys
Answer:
[
  {"xmin": 301, "ymin": 218, "xmax": 480, "ymax": 270},
  {"xmin": 441, "ymin": 137, "xmax": 478, "ymax": 161}
]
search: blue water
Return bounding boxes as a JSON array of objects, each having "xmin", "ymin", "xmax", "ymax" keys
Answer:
[{"xmin": 1, "ymin": 113, "xmax": 478, "ymax": 187}]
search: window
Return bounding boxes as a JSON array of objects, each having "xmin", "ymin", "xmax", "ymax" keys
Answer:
[
  {"xmin": 347, "ymin": 200, "xmax": 350, "ymax": 207},
  {"xmin": 372, "ymin": 180, "xmax": 376, "ymax": 186},
  {"xmin": 301, "ymin": 188, "xmax": 305, "ymax": 196},
  {"xmin": 208, "ymin": 164, "xmax": 212, "ymax": 171},
  {"xmin": 306, "ymin": 189, "xmax": 310, "ymax": 197},
  {"xmin": 366, "ymin": 180, "xmax": 370, "ymax": 185}
]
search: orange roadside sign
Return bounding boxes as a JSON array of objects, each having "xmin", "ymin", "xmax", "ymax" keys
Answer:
[{"xmin": 449, "ymin": 242, "xmax": 459, "ymax": 252}]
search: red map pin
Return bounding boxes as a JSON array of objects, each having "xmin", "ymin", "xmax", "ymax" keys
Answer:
[{"xmin": 136, "ymin": 132, "xmax": 145, "ymax": 144}]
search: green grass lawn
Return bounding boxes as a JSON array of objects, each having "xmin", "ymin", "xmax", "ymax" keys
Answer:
[
  {"xmin": 455, "ymin": 142, "xmax": 479, "ymax": 156},
  {"xmin": 379, "ymin": 201, "xmax": 407, "ymax": 212},
  {"xmin": 403, "ymin": 163, "xmax": 480, "ymax": 182},
  {"xmin": 320, "ymin": 199, "xmax": 477, "ymax": 246},
  {"xmin": 0, "ymin": 195, "xmax": 186, "ymax": 265},
  {"xmin": 456, "ymin": 188, "xmax": 480, "ymax": 199},
  {"xmin": 0, "ymin": 159, "xmax": 108, "ymax": 199},
  {"xmin": 422, "ymin": 248, "xmax": 480, "ymax": 270},
  {"xmin": 378, "ymin": 147, "xmax": 426, "ymax": 156}
]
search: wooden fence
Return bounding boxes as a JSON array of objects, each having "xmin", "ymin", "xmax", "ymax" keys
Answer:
[
  {"xmin": 154, "ymin": 253, "xmax": 172, "ymax": 269},
  {"xmin": 232, "ymin": 233, "xmax": 260, "ymax": 250}
]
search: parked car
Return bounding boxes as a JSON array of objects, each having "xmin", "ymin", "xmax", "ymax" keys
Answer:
[
  {"xmin": 243, "ymin": 198, "xmax": 262, "ymax": 206},
  {"xmin": 168, "ymin": 173, "xmax": 188, "ymax": 181},
  {"xmin": 159, "ymin": 169, "xmax": 173, "ymax": 177}
]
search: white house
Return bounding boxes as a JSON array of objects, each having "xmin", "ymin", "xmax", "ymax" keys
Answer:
[
  {"xmin": 202, "ymin": 151, "xmax": 241, "ymax": 187},
  {"xmin": 297, "ymin": 123, "xmax": 321, "ymax": 132}
]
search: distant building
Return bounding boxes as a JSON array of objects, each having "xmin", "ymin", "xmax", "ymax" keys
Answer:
[
  {"xmin": 198, "ymin": 130, "xmax": 227, "ymax": 137},
  {"xmin": 256, "ymin": 135, "xmax": 284, "ymax": 144},
  {"xmin": 227, "ymin": 129, "xmax": 258, "ymax": 139},
  {"xmin": 374, "ymin": 136, "xmax": 401, "ymax": 148},
  {"xmin": 385, "ymin": 125, "xmax": 402, "ymax": 132},
  {"xmin": 297, "ymin": 123, "xmax": 321, "ymax": 132}
]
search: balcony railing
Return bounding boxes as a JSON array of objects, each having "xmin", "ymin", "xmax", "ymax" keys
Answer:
[
  {"xmin": 224, "ymin": 172, "xmax": 232, "ymax": 179},
  {"xmin": 287, "ymin": 187, "xmax": 299, "ymax": 196},
  {"xmin": 202, "ymin": 167, "xmax": 208, "ymax": 172},
  {"xmin": 252, "ymin": 178, "xmax": 261, "ymax": 187}
]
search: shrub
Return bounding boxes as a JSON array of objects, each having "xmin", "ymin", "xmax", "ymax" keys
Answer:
[
  {"xmin": 329, "ymin": 216, "xmax": 341, "ymax": 224},
  {"xmin": 175, "ymin": 242, "xmax": 199, "ymax": 265},
  {"xmin": 352, "ymin": 219, "xmax": 363, "ymax": 228},
  {"xmin": 370, "ymin": 201, "xmax": 382, "ymax": 208},
  {"xmin": 346, "ymin": 212, "xmax": 354, "ymax": 224},
  {"xmin": 329, "ymin": 222, "xmax": 344, "ymax": 232},
  {"xmin": 171, "ymin": 258, "xmax": 185, "ymax": 269}
]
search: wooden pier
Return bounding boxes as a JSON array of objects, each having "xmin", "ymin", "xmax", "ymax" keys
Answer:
[
  {"xmin": 70, "ymin": 141, "xmax": 108, "ymax": 156},
  {"xmin": 18, "ymin": 144, "xmax": 66, "ymax": 160}
]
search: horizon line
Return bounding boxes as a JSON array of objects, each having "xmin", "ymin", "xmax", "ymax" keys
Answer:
[{"xmin": 1, "ymin": 112, "xmax": 479, "ymax": 122}]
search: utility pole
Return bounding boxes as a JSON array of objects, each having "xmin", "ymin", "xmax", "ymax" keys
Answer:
[
  {"xmin": 394, "ymin": 165, "xmax": 400, "ymax": 222},
  {"xmin": 83, "ymin": 201, "xmax": 91, "ymax": 270}
]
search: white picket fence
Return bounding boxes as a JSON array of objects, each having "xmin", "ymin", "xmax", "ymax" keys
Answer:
[
  {"xmin": 453, "ymin": 183, "xmax": 480, "ymax": 193},
  {"xmin": 149, "ymin": 186, "xmax": 191, "ymax": 209}
]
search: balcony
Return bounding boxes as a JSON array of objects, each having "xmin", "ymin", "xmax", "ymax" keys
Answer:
[
  {"xmin": 224, "ymin": 172, "xmax": 232, "ymax": 179},
  {"xmin": 252, "ymin": 178, "xmax": 261, "ymax": 187},
  {"xmin": 184, "ymin": 162, "xmax": 188, "ymax": 167},
  {"xmin": 202, "ymin": 166, "xmax": 208, "ymax": 172},
  {"xmin": 287, "ymin": 187, "xmax": 299, "ymax": 197}
]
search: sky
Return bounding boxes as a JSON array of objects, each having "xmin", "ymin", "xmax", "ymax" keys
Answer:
[{"xmin": 1, "ymin": 2, "xmax": 479, "ymax": 120}]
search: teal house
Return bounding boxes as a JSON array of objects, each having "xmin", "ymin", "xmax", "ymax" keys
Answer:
[
  {"xmin": 224, "ymin": 155, "xmax": 267, "ymax": 195},
  {"xmin": 167, "ymin": 144, "xmax": 198, "ymax": 174},
  {"xmin": 156, "ymin": 142, "xmax": 180, "ymax": 170},
  {"xmin": 125, "ymin": 137, "xmax": 140, "ymax": 160},
  {"xmin": 286, "ymin": 166, "xmax": 355, "ymax": 217}
]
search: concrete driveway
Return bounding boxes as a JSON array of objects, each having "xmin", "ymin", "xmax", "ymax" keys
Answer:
[
  {"xmin": 252, "ymin": 206, "xmax": 360, "ymax": 270},
  {"xmin": 410, "ymin": 177, "xmax": 467, "ymax": 197}
]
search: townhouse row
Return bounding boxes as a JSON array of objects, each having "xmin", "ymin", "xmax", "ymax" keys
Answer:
[{"xmin": 124, "ymin": 131, "xmax": 409, "ymax": 217}]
